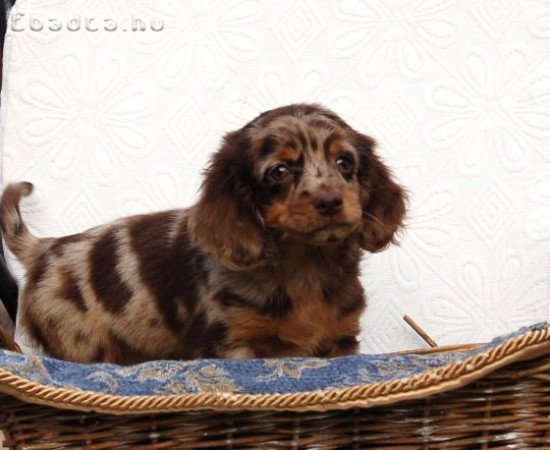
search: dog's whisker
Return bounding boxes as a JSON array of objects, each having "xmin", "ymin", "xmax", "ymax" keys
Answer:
[{"xmin": 361, "ymin": 211, "xmax": 388, "ymax": 230}]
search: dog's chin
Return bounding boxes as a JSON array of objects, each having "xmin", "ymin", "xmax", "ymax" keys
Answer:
[
  {"xmin": 311, "ymin": 224, "xmax": 357, "ymax": 245},
  {"xmin": 281, "ymin": 222, "xmax": 358, "ymax": 246}
]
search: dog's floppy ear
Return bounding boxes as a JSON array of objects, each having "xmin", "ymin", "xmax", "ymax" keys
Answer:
[
  {"xmin": 356, "ymin": 133, "xmax": 406, "ymax": 252},
  {"xmin": 189, "ymin": 129, "xmax": 275, "ymax": 271}
]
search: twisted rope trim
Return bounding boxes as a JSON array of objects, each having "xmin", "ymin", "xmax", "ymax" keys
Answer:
[{"xmin": 0, "ymin": 327, "xmax": 548, "ymax": 414}]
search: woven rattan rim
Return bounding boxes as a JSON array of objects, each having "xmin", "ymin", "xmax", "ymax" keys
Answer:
[{"xmin": 0, "ymin": 327, "xmax": 548, "ymax": 415}]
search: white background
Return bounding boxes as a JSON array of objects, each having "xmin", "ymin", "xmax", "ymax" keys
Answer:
[{"xmin": 1, "ymin": 0, "xmax": 549, "ymax": 353}]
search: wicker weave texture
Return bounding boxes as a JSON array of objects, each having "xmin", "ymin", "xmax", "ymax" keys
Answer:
[{"xmin": 1, "ymin": 356, "xmax": 548, "ymax": 449}]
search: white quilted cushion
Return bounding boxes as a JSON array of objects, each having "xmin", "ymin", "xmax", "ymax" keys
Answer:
[{"xmin": 1, "ymin": 0, "xmax": 549, "ymax": 352}]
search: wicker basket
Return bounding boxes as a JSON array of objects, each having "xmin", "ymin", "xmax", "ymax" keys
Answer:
[{"xmin": 0, "ymin": 325, "xmax": 548, "ymax": 449}]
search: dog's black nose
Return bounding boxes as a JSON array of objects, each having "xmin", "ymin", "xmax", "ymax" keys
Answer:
[{"xmin": 314, "ymin": 192, "xmax": 343, "ymax": 216}]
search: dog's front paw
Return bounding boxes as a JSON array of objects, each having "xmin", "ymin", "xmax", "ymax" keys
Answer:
[{"xmin": 225, "ymin": 345, "xmax": 255, "ymax": 359}]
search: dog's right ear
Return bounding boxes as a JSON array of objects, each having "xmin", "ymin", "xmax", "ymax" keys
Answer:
[{"xmin": 189, "ymin": 129, "xmax": 274, "ymax": 271}]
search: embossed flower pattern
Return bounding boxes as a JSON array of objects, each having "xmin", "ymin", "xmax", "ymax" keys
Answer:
[
  {"xmin": 331, "ymin": 0, "xmax": 458, "ymax": 80},
  {"xmin": 426, "ymin": 50, "xmax": 550, "ymax": 174},
  {"xmin": 526, "ymin": 173, "xmax": 550, "ymax": 243},
  {"xmin": 425, "ymin": 253, "xmax": 547, "ymax": 343},
  {"xmin": 20, "ymin": 54, "xmax": 151, "ymax": 185},
  {"xmin": 133, "ymin": 0, "xmax": 263, "ymax": 88}
]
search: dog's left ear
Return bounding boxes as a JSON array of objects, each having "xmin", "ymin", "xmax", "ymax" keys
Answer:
[
  {"xmin": 189, "ymin": 129, "xmax": 275, "ymax": 271},
  {"xmin": 355, "ymin": 133, "xmax": 407, "ymax": 252}
]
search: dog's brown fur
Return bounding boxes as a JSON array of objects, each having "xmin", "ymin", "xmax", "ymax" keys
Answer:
[{"xmin": 0, "ymin": 104, "xmax": 406, "ymax": 364}]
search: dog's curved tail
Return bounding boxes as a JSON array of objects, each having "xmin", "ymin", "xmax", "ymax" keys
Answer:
[{"xmin": 0, "ymin": 182, "xmax": 42, "ymax": 266}]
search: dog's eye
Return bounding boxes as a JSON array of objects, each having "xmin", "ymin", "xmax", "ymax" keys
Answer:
[
  {"xmin": 270, "ymin": 164, "xmax": 290, "ymax": 181},
  {"xmin": 336, "ymin": 155, "xmax": 354, "ymax": 173}
]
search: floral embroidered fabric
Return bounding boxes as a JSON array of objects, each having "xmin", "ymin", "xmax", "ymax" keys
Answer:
[{"xmin": 0, "ymin": 323, "xmax": 546, "ymax": 397}]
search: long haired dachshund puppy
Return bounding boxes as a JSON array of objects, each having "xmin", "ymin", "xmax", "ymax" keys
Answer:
[{"xmin": 0, "ymin": 104, "xmax": 406, "ymax": 364}]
